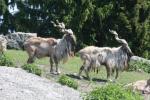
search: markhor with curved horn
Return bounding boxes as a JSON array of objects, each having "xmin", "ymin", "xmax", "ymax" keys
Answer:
[
  {"xmin": 24, "ymin": 20, "xmax": 76, "ymax": 74},
  {"xmin": 78, "ymin": 30, "xmax": 133, "ymax": 81}
]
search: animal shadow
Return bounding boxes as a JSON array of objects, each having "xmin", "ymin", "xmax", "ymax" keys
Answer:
[
  {"xmin": 66, "ymin": 73, "xmax": 81, "ymax": 79},
  {"xmin": 92, "ymin": 78, "xmax": 107, "ymax": 83},
  {"xmin": 66, "ymin": 73, "xmax": 107, "ymax": 83},
  {"xmin": 66, "ymin": 73, "xmax": 92, "ymax": 80}
]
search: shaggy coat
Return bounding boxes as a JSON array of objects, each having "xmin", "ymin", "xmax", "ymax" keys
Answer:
[
  {"xmin": 24, "ymin": 22, "xmax": 76, "ymax": 74},
  {"xmin": 24, "ymin": 37, "xmax": 57, "ymax": 61},
  {"xmin": 0, "ymin": 36, "xmax": 7, "ymax": 54},
  {"xmin": 78, "ymin": 30, "xmax": 133, "ymax": 80}
]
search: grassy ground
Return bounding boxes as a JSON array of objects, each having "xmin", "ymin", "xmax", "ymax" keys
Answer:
[{"xmin": 5, "ymin": 50, "xmax": 150, "ymax": 92}]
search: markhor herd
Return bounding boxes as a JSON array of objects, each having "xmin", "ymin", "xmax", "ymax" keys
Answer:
[{"xmin": 0, "ymin": 20, "xmax": 134, "ymax": 82}]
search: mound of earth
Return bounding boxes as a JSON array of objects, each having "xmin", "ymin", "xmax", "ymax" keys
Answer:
[
  {"xmin": 0, "ymin": 67, "xmax": 81, "ymax": 100},
  {"xmin": 126, "ymin": 80, "xmax": 150, "ymax": 100}
]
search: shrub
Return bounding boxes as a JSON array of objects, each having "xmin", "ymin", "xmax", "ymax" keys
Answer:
[
  {"xmin": 21, "ymin": 64, "xmax": 42, "ymax": 76},
  {"xmin": 58, "ymin": 75, "xmax": 78, "ymax": 89},
  {"xmin": 0, "ymin": 54, "xmax": 14, "ymax": 67},
  {"xmin": 129, "ymin": 61, "xmax": 150, "ymax": 73},
  {"xmin": 84, "ymin": 84, "xmax": 143, "ymax": 100}
]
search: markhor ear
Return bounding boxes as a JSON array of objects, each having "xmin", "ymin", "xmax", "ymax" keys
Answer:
[{"xmin": 64, "ymin": 29, "xmax": 74, "ymax": 35}]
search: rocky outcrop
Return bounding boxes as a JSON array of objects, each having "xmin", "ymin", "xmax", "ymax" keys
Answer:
[
  {"xmin": 131, "ymin": 56, "xmax": 150, "ymax": 64},
  {"xmin": 0, "ymin": 67, "xmax": 81, "ymax": 100},
  {"xmin": 125, "ymin": 80, "xmax": 150, "ymax": 100},
  {"xmin": 5, "ymin": 32, "xmax": 37, "ymax": 49}
]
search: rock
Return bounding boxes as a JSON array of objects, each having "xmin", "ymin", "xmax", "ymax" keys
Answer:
[
  {"xmin": 131, "ymin": 56, "xmax": 150, "ymax": 64},
  {"xmin": 0, "ymin": 67, "xmax": 81, "ymax": 100},
  {"xmin": 125, "ymin": 80, "xmax": 150, "ymax": 93},
  {"xmin": 125, "ymin": 80, "xmax": 150, "ymax": 100},
  {"xmin": 5, "ymin": 32, "xmax": 37, "ymax": 50},
  {"xmin": 7, "ymin": 40, "xmax": 20, "ymax": 50}
]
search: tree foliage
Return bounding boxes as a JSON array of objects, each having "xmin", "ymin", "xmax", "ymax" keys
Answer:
[{"xmin": 0, "ymin": 0, "xmax": 150, "ymax": 58}]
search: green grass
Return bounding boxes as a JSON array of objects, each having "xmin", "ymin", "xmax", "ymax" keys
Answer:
[
  {"xmin": 22, "ymin": 64, "xmax": 42, "ymax": 76},
  {"xmin": 4, "ymin": 50, "xmax": 150, "ymax": 92},
  {"xmin": 58, "ymin": 75, "xmax": 78, "ymax": 89},
  {"xmin": 5, "ymin": 50, "xmax": 50, "ymax": 66},
  {"xmin": 0, "ymin": 54, "xmax": 14, "ymax": 67},
  {"xmin": 84, "ymin": 84, "xmax": 143, "ymax": 100}
]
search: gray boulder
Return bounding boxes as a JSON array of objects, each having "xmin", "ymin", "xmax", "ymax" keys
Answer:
[
  {"xmin": 5, "ymin": 32, "xmax": 37, "ymax": 49},
  {"xmin": 7, "ymin": 40, "xmax": 20, "ymax": 49},
  {"xmin": 131, "ymin": 56, "xmax": 150, "ymax": 64},
  {"xmin": 0, "ymin": 67, "xmax": 82, "ymax": 100}
]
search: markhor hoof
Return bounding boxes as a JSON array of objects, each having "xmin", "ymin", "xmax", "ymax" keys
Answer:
[{"xmin": 57, "ymin": 71, "xmax": 61, "ymax": 75}]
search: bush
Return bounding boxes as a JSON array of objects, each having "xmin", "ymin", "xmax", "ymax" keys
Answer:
[
  {"xmin": 0, "ymin": 54, "xmax": 14, "ymax": 67},
  {"xmin": 84, "ymin": 84, "xmax": 143, "ymax": 100},
  {"xmin": 129, "ymin": 61, "xmax": 150, "ymax": 73},
  {"xmin": 58, "ymin": 75, "xmax": 78, "ymax": 89},
  {"xmin": 21, "ymin": 64, "xmax": 42, "ymax": 76}
]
